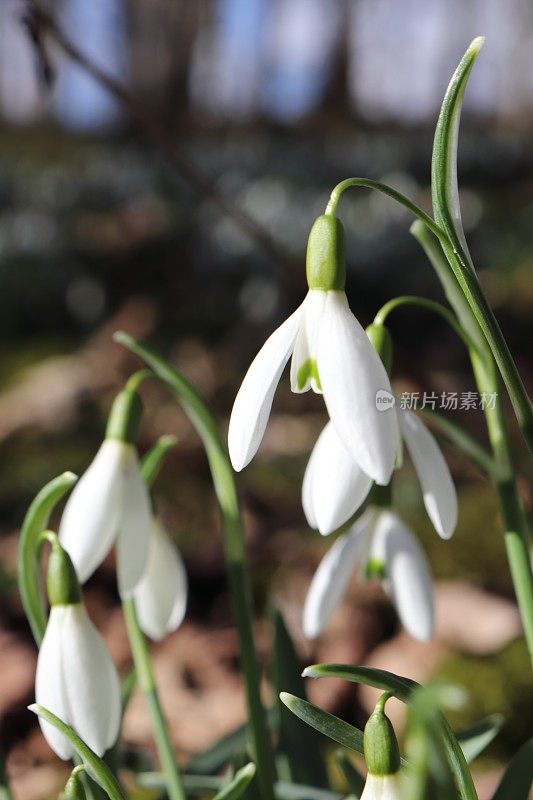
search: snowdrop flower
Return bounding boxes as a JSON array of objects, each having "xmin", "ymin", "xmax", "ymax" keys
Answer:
[
  {"xmin": 303, "ymin": 406, "xmax": 457, "ymax": 538},
  {"xmin": 35, "ymin": 539, "xmax": 121, "ymax": 759},
  {"xmin": 228, "ymin": 214, "xmax": 398, "ymax": 484},
  {"xmin": 303, "ymin": 507, "xmax": 434, "ymax": 641},
  {"xmin": 360, "ymin": 694, "xmax": 403, "ymax": 800},
  {"xmin": 59, "ymin": 386, "xmax": 151, "ymax": 597},
  {"xmin": 133, "ymin": 517, "xmax": 188, "ymax": 641}
]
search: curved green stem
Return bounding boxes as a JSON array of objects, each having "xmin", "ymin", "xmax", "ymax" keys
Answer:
[
  {"xmin": 140, "ymin": 434, "xmax": 178, "ymax": 488},
  {"xmin": 374, "ymin": 294, "xmax": 479, "ymax": 354},
  {"xmin": 325, "ymin": 178, "xmax": 443, "ymax": 240},
  {"xmin": 114, "ymin": 331, "xmax": 274, "ymax": 800},
  {"xmin": 29, "ymin": 705, "xmax": 126, "ymax": 800},
  {"xmin": 18, "ymin": 471, "xmax": 78, "ymax": 645},
  {"xmin": 122, "ymin": 599, "xmax": 185, "ymax": 800},
  {"xmin": 327, "ymin": 178, "xmax": 533, "ymax": 456}
]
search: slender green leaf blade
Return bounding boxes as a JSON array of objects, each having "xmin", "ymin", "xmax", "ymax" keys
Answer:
[
  {"xmin": 492, "ymin": 739, "xmax": 533, "ymax": 800},
  {"xmin": 29, "ymin": 705, "xmax": 126, "ymax": 800},
  {"xmin": 279, "ymin": 693, "xmax": 363, "ymax": 756},
  {"xmin": 302, "ymin": 664, "xmax": 415, "ymax": 700},
  {"xmin": 302, "ymin": 665, "xmax": 477, "ymax": 800},
  {"xmin": 212, "ymin": 764, "xmax": 256, "ymax": 800},
  {"xmin": 431, "ymin": 37, "xmax": 484, "ymax": 270},
  {"xmin": 270, "ymin": 611, "xmax": 328, "ymax": 787},
  {"xmin": 457, "ymin": 715, "xmax": 504, "ymax": 764},
  {"xmin": 18, "ymin": 472, "xmax": 78, "ymax": 645}
]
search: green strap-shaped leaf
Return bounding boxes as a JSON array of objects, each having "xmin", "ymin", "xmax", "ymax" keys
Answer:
[
  {"xmin": 212, "ymin": 764, "xmax": 256, "ymax": 800},
  {"xmin": 491, "ymin": 739, "xmax": 533, "ymax": 800},
  {"xmin": 18, "ymin": 471, "xmax": 78, "ymax": 645},
  {"xmin": 457, "ymin": 714, "xmax": 504, "ymax": 764},
  {"xmin": 429, "ymin": 40, "xmax": 533, "ymax": 455},
  {"xmin": 114, "ymin": 331, "xmax": 274, "ymax": 800},
  {"xmin": 431, "ymin": 37, "xmax": 484, "ymax": 272},
  {"xmin": 302, "ymin": 664, "xmax": 415, "ymax": 698},
  {"xmin": 29, "ymin": 705, "xmax": 126, "ymax": 800},
  {"xmin": 139, "ymin": 773, "xmax": 342, "ymax": 800},
  {"xmin": 279, "ymin": 693, "xmax": 364, "ymax": 756},
  {"xmin": 270, "ymin": 610, "xmax": 328, "ymax": 787},
  {"xmin": 302, "ymin": 664, "xmax": 477, "ymax": 800}
]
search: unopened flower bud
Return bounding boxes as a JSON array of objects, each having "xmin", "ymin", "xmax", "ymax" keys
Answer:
[
  {"xmin": 366, "ymin": 323, "xmax": 393, "ymax": 375},
  {"xmin": 364, "ymin": 693, "xmax": 401, "ymax": 777}
]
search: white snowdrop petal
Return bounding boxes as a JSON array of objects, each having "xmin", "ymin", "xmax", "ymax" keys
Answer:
[
  {"xmin": 116, "ymin": 454, "xmax": 152, "ymax": 598},
  {"xmin": 399, "ymin": 409, "xmax": 458, "ymax": 539},
  {"xmin": 303, "ymin": 509, "xmax": 375, "ymax": 638},
  {"xmin": 134, "ymin": 519, "xmax": 188, "ymax": 641},
  {"xmin": 290, "ymin": 291, "xmax": 326, "ymax": 393},
  {"xmin": 305, "ymin": 421, "xmax": 373, "ymax": 535},
  {"xmin": 35, "ymin": 607, "xmax": 73, "ymax": 760},
  {"xmin": 228, "ymin": 304, "xmax": 304, "ymax": 471},
  {"xmin": 61, "ymin": 606, "xmax": 121, "ymax": 756},
  {"xmin": 59, "ymin": 439, "xmax": 126, "ymax": 584},
  {"xmin": 380, "ymin": 511, "xmax": 434, "ymax": 642},
  {"xmin": 360, "ymin": 773, "xmax": 403, "ymax": 800},
  {"xmin": 301, "ymin": 445, "xmax": 318, "ymax": 530},
  {"xmin": 317, "ymin": 292, "xmax": 398, "ymax": 485}
]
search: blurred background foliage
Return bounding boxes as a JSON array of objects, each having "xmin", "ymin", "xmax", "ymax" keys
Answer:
[{"xmin": 0, "ymin": 1, "xmax": 532, "ymax": 798}]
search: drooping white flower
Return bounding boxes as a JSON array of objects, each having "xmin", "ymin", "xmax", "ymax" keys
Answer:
[
  {"xmin": 133, "ymin": 517, "xmax": 188, "ymax": 641},
  {"xmin": 360, "ymin": 772, "xmax": 403, "ymax": 800},
  {"xmin": 303, "ymin": 507, "xmax": 434, "ymax": 641},
  {"xmin": 35, "ymin": 603, "xmax": 121, "ymax": 759},
  {"xmin": 59, "ymin": 438, "xmax": 151, "ymax": 597},
  {"xmin": 303, "ymin": 405, "xmax": 457, "ymax": 538},
  {"xmin": 228, "ymin": 290, "xmax": 397, "ymax": 483}
]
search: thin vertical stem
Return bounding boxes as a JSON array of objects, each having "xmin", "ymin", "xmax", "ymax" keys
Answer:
[
  {"xmin": 114, "ymin": 331, "xmax": 275, "ymax": 800},
  {"xmin": 122, "ymin": 598, "xmax": 186, "ymax": 800}
]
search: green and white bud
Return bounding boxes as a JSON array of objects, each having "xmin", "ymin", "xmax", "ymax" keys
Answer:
[{"xmin": 360, "ymin": 694, "xmax": 402, "ymax": 799}]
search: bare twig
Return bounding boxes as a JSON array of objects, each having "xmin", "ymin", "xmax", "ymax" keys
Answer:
[{"xmin": 21, "ymin": 2, "xmax": 297, "ymax": 278}]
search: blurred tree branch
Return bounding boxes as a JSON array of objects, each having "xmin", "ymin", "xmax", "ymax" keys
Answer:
[{"xmin": 21, "ymin": 1, "xmax": 296, "ymax": 281}]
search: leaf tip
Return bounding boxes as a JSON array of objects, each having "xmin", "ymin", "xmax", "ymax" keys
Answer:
[
  {"xmin": 113, "ymin": 330, "xmax": 132, "ymax": 346},
  {"xmin": 470, "ymin": 36, "xmax": 485, "ymax": 54},
  {"xmin": 27, "ymin": 703, "xmax": 39, "ymax": 715},
  {"xmin": 279, "ymin": 691, "xmax": 293, "ymax": 708}
]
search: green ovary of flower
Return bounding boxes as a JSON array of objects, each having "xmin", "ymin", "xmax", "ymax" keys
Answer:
[
  {"xmin": 364, "ymin": 558, "xmax": 387, "ymax": 581},
  {"xmin": 297, "ymin": 358, "xmax": 322, "ymax": 391}
]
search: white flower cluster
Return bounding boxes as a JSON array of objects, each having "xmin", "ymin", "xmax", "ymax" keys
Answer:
[
  {"xmin": 36, "ymin": 429, "xmax": 188, "ymax": 759},
  {"xmin": 229, "ymin": 214, "xmax": 457, "ymax": 643}
]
